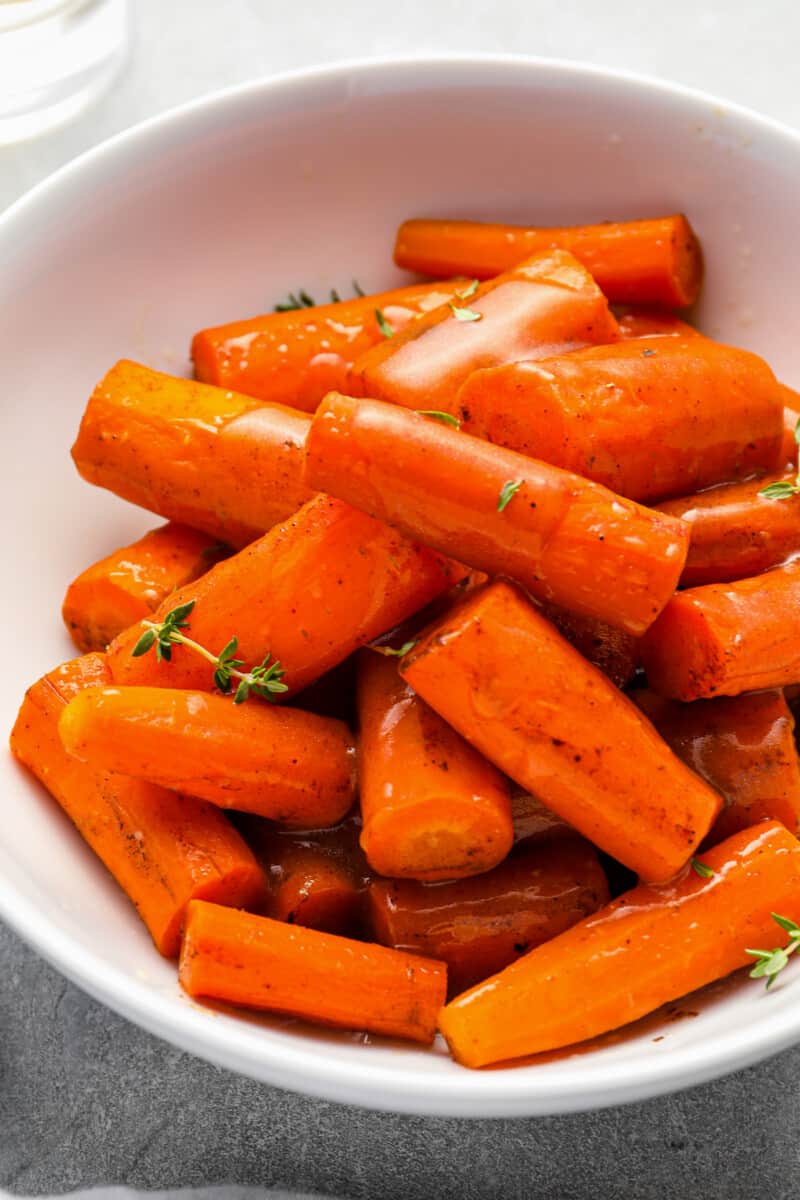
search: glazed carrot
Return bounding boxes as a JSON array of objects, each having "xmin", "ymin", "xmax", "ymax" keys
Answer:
[
  {"xmin": 192, "ymin": 281, "xmax": 463, "ymax": 410},
  {"xmin": 348, "ymin": 250, "xmax": 619, "ymax": 412},
  {"xmin": 239, "ymin": 814, "xmax": 368, "ymax": 934},
  {"xmin": 457, "ymin": 338, "xmax": 784, "ymax": 503},
  {"xmin": 510, "ymin": 790, "xmax": 575, "ymax": 845},
  {"xmin": 357, "ymin": 652, "xmax": 513, "ymax": 881},
  {"xmin": 616, "ymin": 307, "xmax": 700, "ymax": 339},
  {"xmin": 59, "ymin": 685, "xmax": 356, "ymax": 827},
  {"xmin": 107, "ymin": 494, "xmax": 462, "ymax": 695},
  {"xmin": 438, "ymin": 821, "xmax": 800, "ymax": 1067},
  {"xmin": 640, "ymin": 561, "xmax": 800, "ymax": 701},
  {"xmin": 71, "ymin": 360, "xmax": 314, "ymax": 547},
  {"xmin": 367, "ymin": 836, "xmax": 609, "ymax": 995},
  {"xmin": 394, "ymin": 214, "xmax": 703, "ymax": 307},
  {"xmin": 62, "ymin": 523, "xmax": 228, "ymax": 653},
  {"xmin": 305, "ymin": 395, "xmax": 688, "ymax": 635},
  {"xmin": 536, "ymin": 604, "xmax": 639, "ymax": 688},
  {"xmin": 400, "ymin": 581, "xmax": 722, "ymax": 882},
  {"xmin": 179, "ymin": 899, "xmax": 447, "ymax": 1043},
  {"xmin": 633, "ymin": 688, "xmax": 800, "ymax": 842},
  {"xmin": 778, "ymin": 398, "xmax": 800, "ymax": 467},
  {"xmin": 656, "ymin": 471, "xmax": 800, "ymax": 587},
  {"xmin": 9, "ymin": 655, "xmax": 266, "ymax": 956}
]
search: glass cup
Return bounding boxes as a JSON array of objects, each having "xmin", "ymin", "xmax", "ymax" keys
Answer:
[{"xmin": 0, "ymin": 0, "xmax": 128, "ymax": 144}]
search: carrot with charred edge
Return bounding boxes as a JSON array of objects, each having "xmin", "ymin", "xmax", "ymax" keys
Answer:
[
  {"xmin": 59, "ymin": 686, "xmax": 357, "ymax": 827},
  {"xmin": 239, "ymin": 814, "xmax": 368, "ymax": 934},
  {"xmin": 400, "ymin": 581, "xmax": 722, "ymax": 882},
  {"xmin": 367, "ymin": 836, "xmax": 609, "ymax": 995},
  {"xmin": 192, "ymin": 281, "xmax": 464, "ymax": 410},
  {"xmin": 456, "ymin": 339, "xmax": 784, "ymax": 504},
  {"xmin": 107, "ymin": 494, "xmax": 462, "ymax": 696},
  {"xmin": 394, "ymin": 215, "xmax": 703, "ymax": 307},
  {"xmin": 179, "ymin": 899, "xmax": 447, "ymax": 1044},
  {"xmin": 510, "ymin": 790, "xmax": 575, "ymax": 845},
  {"xmin": 535, "ymin": 604, "xmax": 639, "ymax": 689},
  {"xmin": 62, "ymin": 523, "xmax": 229, "ymax": 654},
  {"xmin": 71, "ymin": 361, "xmax": 315, "ymax": 547},
  {"xmin": 616, "ymin": 308, "xmax": 700, "ymax": 339},
  {"xmin": 348, "ymin": 250, "xmax": 619, "ymax": 413},
  {"xmin": 305, "ymin": 395, "xmax": 688, "ymax": 636},
  {"xmin": 9, "ymin": 655, "xmax": 266, "ymax": 957},
  {"xmin": 633, "ymin": 688, "xmax": 800, "ymax": 842},
  {"xmin": 640, "ymin": 560, "xmax": 800, "ymax": 701},
  {"xmin": 656, "ymin": 471, "xmax": 800, "ymax": 587},
  {"xmin": 357, "ymin": 652, "xmax": 513, "ymax": 881},
  {"xmin": 439, "ymin": 821, "xmax": 800, "ymax": 1067}
]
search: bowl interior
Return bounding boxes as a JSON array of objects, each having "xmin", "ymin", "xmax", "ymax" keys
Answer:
[{"xmin": 2, "ymin": 56, "xmax": 800, "ymax": 1117}]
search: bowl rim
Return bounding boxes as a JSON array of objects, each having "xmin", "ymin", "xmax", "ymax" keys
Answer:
[{"xmin": 3, "ymin": 51, "xmax": 800, "ymax": 1117}]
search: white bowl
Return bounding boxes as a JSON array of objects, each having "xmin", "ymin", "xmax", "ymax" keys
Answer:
[{"xmin": 3, "ymin": 55, "xmax": 800, "ymax": 1118}]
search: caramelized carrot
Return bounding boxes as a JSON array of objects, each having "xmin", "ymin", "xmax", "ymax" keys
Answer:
[
  {"xmin": 510, "ymin": 790, "xmax": 575, "ymax": 845},
  {"xmin": 367, "ymin": 836, "xmax": 609, "ymax": 995},
  {"xmin": 192, "ymin": 281, "xmax": 463, "ymax": 410},
  {"xmin": 239, "ymin": 814, "xmax": 368, "ymax": 934},
  {"xmin": 656, "ymin": 472, "xmax": 800, "ymax": 587},
  {"xmin": 179, "ymin": 899, "xmax": 447, "ymax": 1043},
  {"xmin": 357, "ymin": 652, "xmax": 513, "ymax": 881},
  {"xmin": 633, "ymin": 688, "xmax": 800, "ymax": 842},
  {"xmin": 9, "ymin": 655, "xmax": 266, "ymax": 956},
  {"xmin": 59, "ymin": 686, "xmax": 356, "ymax": 827},
  {"xmin": 394, "ymin": 215, "xmax": 703, "ymax": 307},
  {"xmin": 616, "ymin": 308, "xmax": 700, "ymax": 339},
  {"xmin": 400, "ymin": 581, "xmax": 722, "ymax": 882},
  {"xmin": 71, "ymin": 360, "xmax": 314, "ymax": 547},
  {"xmin": 62, "ymin": 523, "xmax": 228, "ymax": 653},
  {"xmin": 348, "ymin": 250, "xmax": 619, "ymax": 412},
  {"xmin": 439, "ymin": 821, "xmax": 800, "ymax": 1067},
  {"xmin": 640, "ymin": 561, "xmax": 800, "ymax": 701},
  {"xmin": 456, "ymin": 339, "xmax": 784, "ymax": 503},
  {"xmin": 107, "ymin": 494, "xmax": 462, "ymax": 695},
  {"xmin": 305, "ymin": 395, "xmax": 688, "ymax": 636}
]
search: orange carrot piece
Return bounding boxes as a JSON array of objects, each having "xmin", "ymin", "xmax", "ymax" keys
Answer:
[
  {"xmin": 400, "ymin": 581, "xmax": 721, "ymax": 882},
  {"xmin": 616, "ymin": 307, "xmax": 700, "ymax": 339},
  {"xmin": 633, "ymin": 688, "xmax": 800, "ymax": 842},
  {"xmin": 656, "ymin": 472, "xmax": 800, "ymax": 587},
  {"xmin": 367, "ymin": 836, "xmax": 609, "ymax": 995},
  {"xmin": 240, "ymin": 814, "xmax": 368, "ymax": 934},
  {"xmin": 535, "ymin": 604, "xmax": 639, "ymax": 689},
  {"xmin": 107, "ymin": 494, "xmax": 462, "ymax": 696},
  {"xmin": 357, "ymin": 652, "xmax": 513, "ymax": 881},
  {"xmin": 59, "ymin": 685, "xmax": 356, "ymax": 827},
  {"xmin": 179, "ymin": 899, "xmax": 447, "ymax": 1043},
  {"xmin": 305, "ymin": 394, "xmax": 688, "ymax": 636},
  {"xmin": 9, "ymin": 656, "xmax": 266, "ymax": 956},
  {"xmin": 192, "ymin": 281, "xmax": 464, "ymax": 410},
  {"xmin": 394, "ymin": 215, "xmax": 703, "ymax": 307},
  {"xmin": 348, "ymin": 250, "xmax": 619, "ymax": 412},
  {"xmin": 510, "ymin": 790, "xmax": 575, "ymax": 845},
  {"xmin": 438, "ymin": 821, "xmax": 800, "ymax": 1067},
  {"xmin": 71, "ymin": 360, "xmax": 314, "ymax": 547},
  {"xmin": 457, "ymin": 338, "xmax": 784, "ymax": 503},
  {"xmin": 62, "ymin": 523, "xmax": 228, "ymax": 654},
  {"xmin": 640, "ymin": 561, "xmax": 800, "ymax": 701},
  {"xmin": 778, "ymin": 397, "xmax": 800, "ymax": 467}
]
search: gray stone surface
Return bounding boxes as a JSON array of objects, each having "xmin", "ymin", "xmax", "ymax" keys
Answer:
[{"xmin": 2, "ymin": 917, "xmax": 799, "ymax": 1199}]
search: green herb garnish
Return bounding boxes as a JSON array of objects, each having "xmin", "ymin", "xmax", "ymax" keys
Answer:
[
  {"xmin": 416, "ymin": 410, "xmax": 461, "ymax": 429},
  {"xmin": 759, "ymin": 419, "xmax": 800, "ymax": 499},
  {"xmin": 456, "ymin": 279, "xmax": 479, "ymax": 300},
  {"xmin": 497, "ymin": 480, "xmax": 523, "ymax": 512},
  {"xmin": 449, "ymin": 303, "xmax": 482, "ymax": 323},
  {"xmin": 373, "ymin": 639, "xmax": 419, "ymax": 659},
  {"xmin": 375, "ymin": 308, "xmax": 394, "ymax": 338},
  {"xmin": 690, "ymin": 857, "xmax": 714, "ymax": 879},
  {"xmin": 746, "ymin": 913, "xmax": 800, "ymax": 989},
  {"xmin": 352, "ymin": 279, "xmax": 366, "ymax": 297}
]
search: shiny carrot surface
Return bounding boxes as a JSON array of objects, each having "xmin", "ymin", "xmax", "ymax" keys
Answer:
[
  {"xmin": 633, "ymin": 688, "xmax": 800, "ymax": 842},
  {"xmin": 457, "ymin": 338, "xmax": 784, "ymax": 503},
  {"xmin": 394, "ymin": 215, "xmax": 703, "ymax": 306},
  {"xmin": 305, "ymin": 394, "xmax": 688, "ymax": 635},
  {"xmin": 778, "ymin": 397, "xmax": 799, "ymax": 467},
  {"xmin": 107, "ymin": 494, "xmax": 461, "ymax": 695},
  {"xmin": 348, "ymin": 250, "xmax": 618, "ymax": 413},
  {"xmin": 641, "ymin": 560, "xmax": 800, "ymax": 701},
  {"xmin": 179, "ymin": 899, "xmax": 447, "ymax": 1043},
  {"xmin": 62, "ymin": 522, "xmax": 228, "ymax": 653},
  {"xmin": 616, "ymin": 308, "xmax": 700, "ymax": 339},
  {"xmin": 401, "ymin": 581, "xmax": 721, "ymax": 881},
  {"xmin": 367, "ymin": 836, "xmax": 609, "ymax": 995},
  {"xmin": 534, "ymin": 604, "xmax": 640, "ymax": 688},
  {"xmin": 192, "ymin": 281, "xmax": 463, "ymax": 410},
  {"xmin": 357, "ymin": 652, "xmax": 513, "ymax": 881},
  {"xmin": 439, "ymin": 822, "xmax": 800, "ymax": 1067},
  {"xmin": 71, "ymin": 360, "xmax": 314, "ymax": 547},
  {"xmin": 10, "ymin": 656, "xmax": 266, "ymax": 956}
]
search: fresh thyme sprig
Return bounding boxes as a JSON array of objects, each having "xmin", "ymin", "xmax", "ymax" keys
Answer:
[
  {"xmin": 131, "ymin": 600, "xmax": 288, "ymax": 704},
  {"xmin": 449, "ymin": 278, "xmax": 482, "ymax": 322},
  {"xmin": 497, "ymin": 479, "xmax": 523, "ymax": 512},
  {"xmin": 416, "ymin": 410, "xmax": 461, "ymax": 429},
  {"xmin": 372, "ymin": 639, "xmax": 418, "ymax": 659},
  {"xmin": 375, "ymin": 308, "xmax": 394, "ymax": 338},
  {"xmin": 690, "ymin": 857, "xmax": 714, "ymax": 879},
  {"xmin": 273, "ymin": 281, "xmax": 367, "ymax": 312},
  {"xmin": 759, "ymin": 418, "xmax": 800, "ymax": 499},
  {"xmin": 746, "ymin": 913, "xmax": 800, "ymax": 989}
]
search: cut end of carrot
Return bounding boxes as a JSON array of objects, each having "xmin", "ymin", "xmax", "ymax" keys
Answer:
[{"xmin": 360, "ymin": 797, "xmax": 514, "ymax": 882}]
